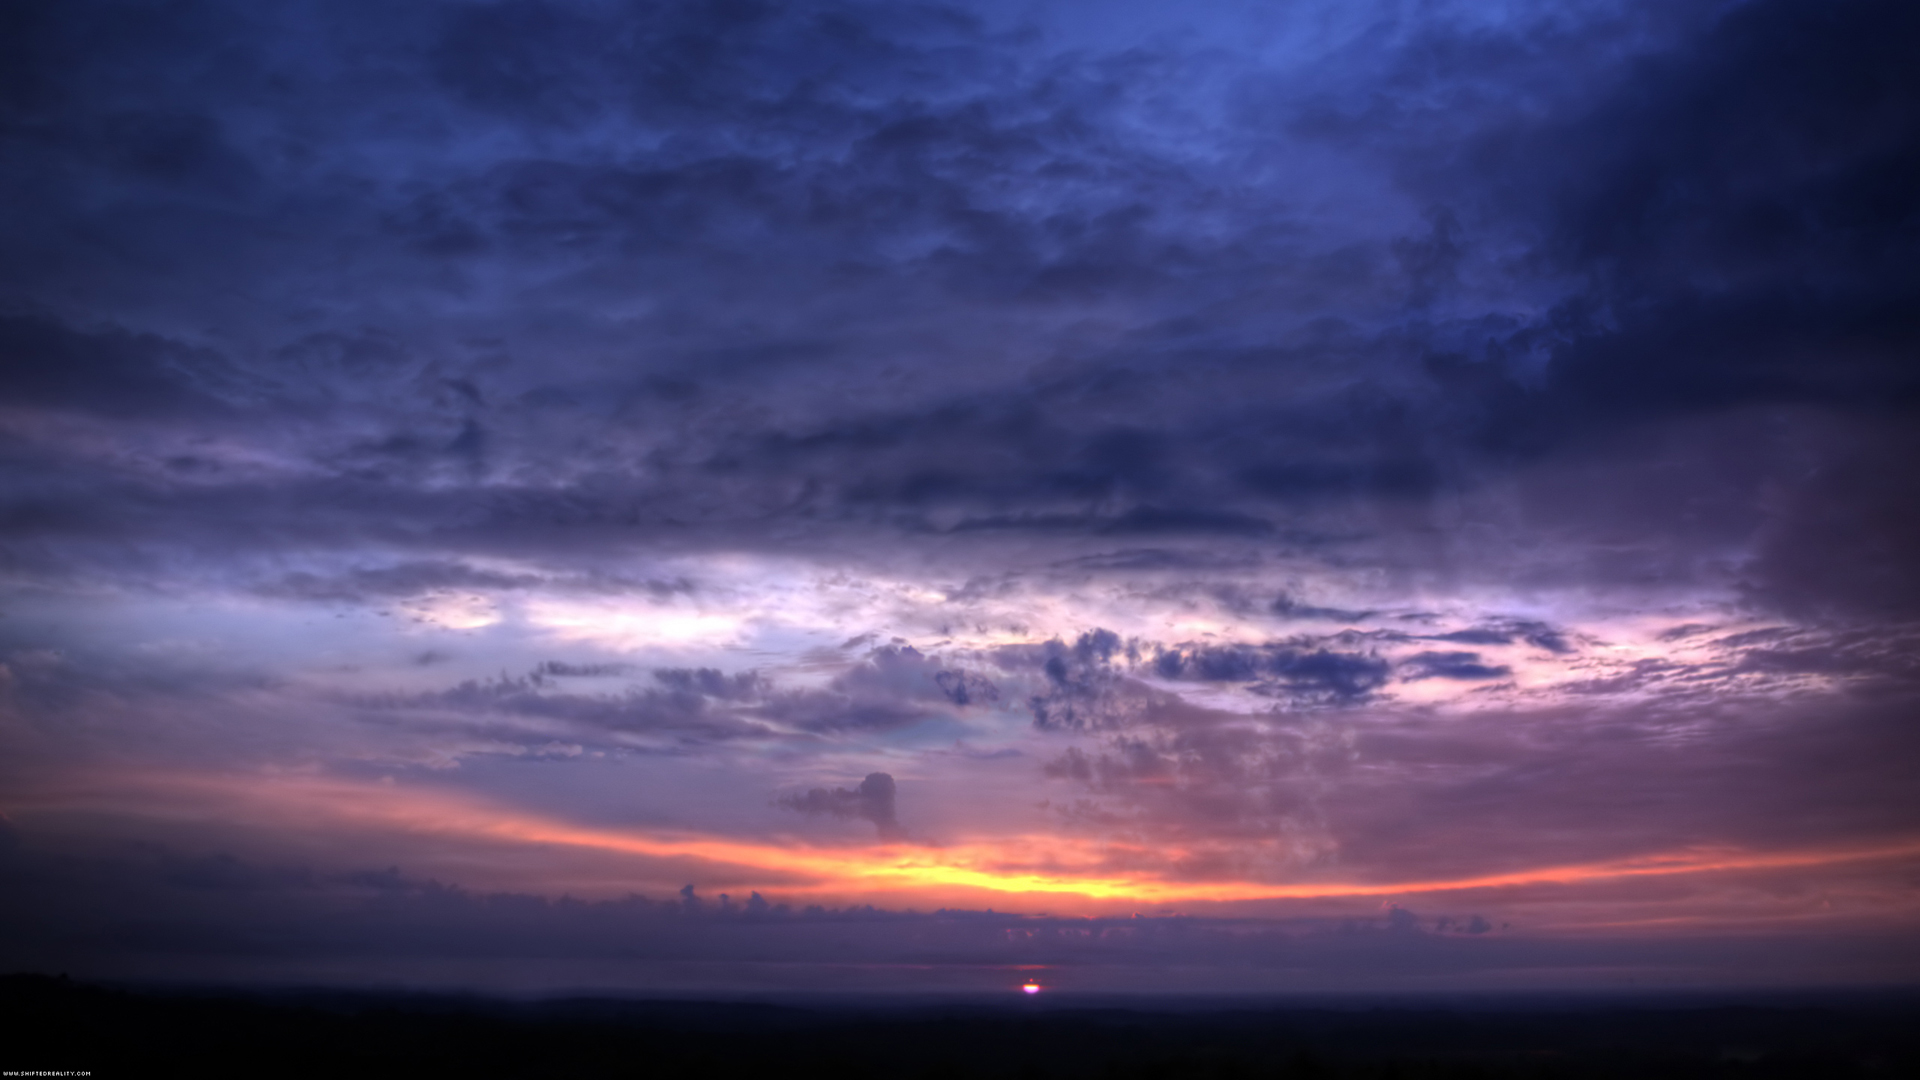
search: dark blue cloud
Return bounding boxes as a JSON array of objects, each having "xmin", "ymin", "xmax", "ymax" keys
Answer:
[
  {"xmin": 1397, "ymin": 651, "xmax": 1510, "ymax": 682},
  {"xmin": 0, "ymin": 0, "xmax": 1908, "ymax": 613},
  {"xmin": 1151, "ymin": 643, "xmax": 1390, "ymax": 700},
  {"xmin": 1430, "ymin": 621, "xmax": 1569, "ymax": 653}
]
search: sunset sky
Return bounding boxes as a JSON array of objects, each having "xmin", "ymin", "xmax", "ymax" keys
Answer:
[{"xmin": 2, "ymin": 0, "xmax": 1917, "ymax": 995}]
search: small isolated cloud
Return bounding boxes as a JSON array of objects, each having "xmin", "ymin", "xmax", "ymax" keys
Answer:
[{"xmin": 778, "ymin": 772, "xmax": 903, "ymax": 840}]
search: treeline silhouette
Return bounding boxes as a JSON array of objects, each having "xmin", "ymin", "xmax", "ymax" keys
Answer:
[{"xmin": 3, "ymin": 974, "xmax": 1915, "ymax": 1078}]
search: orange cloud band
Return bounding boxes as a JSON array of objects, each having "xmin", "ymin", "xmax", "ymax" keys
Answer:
[
  {"xmin": 489, "ymin": 819, "xmax": 1920, "ymax": 904},
  {"xmin": 19, "ymin": 771, "xmax": 1920, "ymax": 907}
]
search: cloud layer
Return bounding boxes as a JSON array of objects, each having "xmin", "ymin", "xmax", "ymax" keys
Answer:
[{"xmin": 2, "ymin": 0, "xmax": 1917, "ymax": 992}]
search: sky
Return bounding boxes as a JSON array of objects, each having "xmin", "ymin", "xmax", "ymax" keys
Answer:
[{"xmin": 1, "ymin": 0, "xmax": 1917, "ymax": 996}]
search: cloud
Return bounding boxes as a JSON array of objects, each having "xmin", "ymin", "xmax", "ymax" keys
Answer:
[
  {"xmin": 0, "ymin": 315, "xmax": 232, "ymax": 418},
  {"xmin": 777, "ymin": 772, "xmax": 904, "ymax": 840},
  {"xmin": 4, "ymin": 0, "xmax": 1920, "ymax": 995},
  {"xmin": 360, "ymin": 666, "xmax": 781, "ymax": 747},
  {"xmin": 1429, "ymin": 621, "xmax": 1570, "ymax": 654},
  {"xmin": 1008, "ymin": 631, "xmax": 1173, "ymax": 733},
  {"xmin": 7, "ymin": 835, "xmax": 1918, "ymax": 993},
  {"xmin": 987, "ymin": 630, "xmax": 1395, "ymax": 721},
  {"xmin": 1153, "ymin": 643, "xmax": 1392, "ymax": 701},
  {"xmin": 0, "ymin": 0, "xmax": 1904, "ymax": 622},
  {"xmin": 262, "ymin": 561, "xmax": 545, "ymax": 603},
  {"xmin": 1397, "ymin": 651, "xmax": 1510, "ymax": 682},
  {"xmin": 650, "ymin": 667, "xmax": 768, "ymax": 700}
]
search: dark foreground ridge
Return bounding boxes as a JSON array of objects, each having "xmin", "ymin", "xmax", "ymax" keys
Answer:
[{"xmin": 4, "ymin": 974, "xmax": 1917, "ymax": 1078}]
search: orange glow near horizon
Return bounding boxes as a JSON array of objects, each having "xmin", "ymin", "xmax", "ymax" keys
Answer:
[{"xmin": 15, "ymin": 770, "xmax": 1920, "ymax": 911}]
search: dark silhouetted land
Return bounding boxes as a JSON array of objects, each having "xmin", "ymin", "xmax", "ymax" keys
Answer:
[{"xmin": 4, "ymin": 974, "xmax": 1917, "ymax": 1078}]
